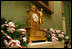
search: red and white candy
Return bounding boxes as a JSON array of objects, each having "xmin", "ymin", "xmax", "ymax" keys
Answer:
[
  {"xmin": 18, "ymin": 29, "xmax": 26, "ymax": 35},
  {"xmin": 2, "ymin": 32, "xmax": 22, "ymax": 48}
]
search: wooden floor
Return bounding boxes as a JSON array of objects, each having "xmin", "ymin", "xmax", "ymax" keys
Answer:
[{"xmin": 27, "ymin": 41, "xmax": 64, "ymax": 48}]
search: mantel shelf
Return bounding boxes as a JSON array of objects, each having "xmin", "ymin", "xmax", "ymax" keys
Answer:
[{"xmin": 33, "ymin": 1, "xmax": 53, "ymax": 15}]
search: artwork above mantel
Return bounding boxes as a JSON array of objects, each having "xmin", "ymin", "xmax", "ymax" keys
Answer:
[{"xmin": 33, "ymin": 1, "xmax": 54, "ymax": 15}]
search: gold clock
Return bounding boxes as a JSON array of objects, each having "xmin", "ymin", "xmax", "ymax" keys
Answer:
[
  {"xmin": 32, "ymin": 13, "xmax": 38, "ymax": 22},
  {"xmin": 26, "ymin": 3, "xmax": 47, "ymax": 43}
]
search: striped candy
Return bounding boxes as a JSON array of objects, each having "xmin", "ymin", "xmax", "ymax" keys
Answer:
[{"xmin": 1, "ymin": 30, "xmax": 23, "ymax": 48}]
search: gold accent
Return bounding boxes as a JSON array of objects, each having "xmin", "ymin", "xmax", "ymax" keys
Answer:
[
  {"xmin": 31, "ymin": 3, "xmax": 36, "ymax": 12},
  {"xmin": 39, "ymin": 8, "xmax": 43, "ymax": 24},
  {"xmin": 26, "ymin": 3, "xmax": 46, "ymax": 43}
]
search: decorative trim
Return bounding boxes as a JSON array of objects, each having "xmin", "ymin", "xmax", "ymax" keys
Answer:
[{"xmin": 33, "ymin": 1, "xmax": 54, "ymax": 15}]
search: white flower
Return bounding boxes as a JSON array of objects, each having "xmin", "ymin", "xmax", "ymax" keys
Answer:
[
  {"xmin": 44, "ymin": 29, "xmax": 47, "ymax": 31},
  {"xmin": 9, "ymin": 22, "xmax": 14, "ymax": 25},
  {"xmin": 58, "ymin": 34, "xmax": 61, "ymax": 37},
  {"xmin": 52, "ymin": 37, "xmax": 57, "ymax": 42},
  {"xmin": 1, "ymin": 30, "xmax": 4, "ymax": 33},
  {"xmin": 58, "ymin": 34, "xmax": 64, "ymax": 38},
  {"xmin": 5, "ymin": 20, "xmax": 8, "ymax": 24},
  {"xmin": 5, "ymin": 21, "xmax": 7, "ymax": 24},
  {"xmin": 69, "ymin": 45, "xmax": 71, "ymax": 48},
  {"xmin": 56, "ymin": 30, "xmax": 61, "ymax": 33},
  {"xmin": 52, "ymin": 34, "xmax": 56, "ymax": 37},
  {"xmin": 65, "ymin": 36, "xmax": 69, "ymax": 39},
  {"xmin": 22, "ymin": 37, "xmax": 27, "ymax": 42},
  {"xmin": 55, "ymin": 38, "xmax": 58, "ymax": 41},
  {"xmin": 61, "ymin": 31, "xmax": 65, "ymax": 34},
  {"xmin": 61, "ymin": 34, "xmax": 64, "ymax": 38},
  {"xmin": 8, "ymin": 22, "xmax": 15, "ymax": 27},
  {"xmin": 50, "ymin": 28, "xmax": 55, "ymax": 33},
  {"xmin": 7, "ymin": 27, "xmax": 15, "ymax": 33}
]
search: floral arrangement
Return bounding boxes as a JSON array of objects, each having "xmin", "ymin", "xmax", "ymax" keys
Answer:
[
  {"xmin": 45, "ymin": 28, "xmax": 71, "ymax": 48},
  {"xmin": 1, "ymin": 18, "xmax": 71, "ymax": 48},
  {"xmin": 1, "ymin": 19, "xmax": 29, "ymax": 48}
]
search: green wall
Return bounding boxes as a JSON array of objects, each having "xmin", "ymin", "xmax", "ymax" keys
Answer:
[
  {"xmin": 63, "ymin": 1, "xmax": 71, "ymax": 39},
  {"xmin": 1, "ymin": 1, "xmax": 31, "ymax": 26},
  {"xmin": 1, "ymin": 1, "xmax": 62, "ymax": 29},
  {"xmin": 41, "ymin": 1, "xmax": 62, "ymax": 29}
]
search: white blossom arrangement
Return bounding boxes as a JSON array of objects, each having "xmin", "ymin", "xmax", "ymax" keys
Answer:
[{"xmin": 45, "ymin": 28, "xmax": 71, "ymax": 48}]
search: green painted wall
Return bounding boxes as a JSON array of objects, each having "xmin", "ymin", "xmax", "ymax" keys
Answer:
[
  {"xmin": 63, "ymin": 1, "xmax": 71, "ymax": 39},
  {"xmin": 41, "ymin": 1, "xmax": 62, "ymax": 29},
  {"xmin": 1, "ymin": 1, "xmax": 31, "ymax": 26},
  {"xmin": 1, "ymin": 1, "xmax": 62, "ymax": 29}
]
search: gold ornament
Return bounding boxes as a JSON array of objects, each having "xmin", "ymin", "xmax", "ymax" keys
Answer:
[
  {"xmin": 31, "ymin": 3, "xmax": 36, "ymax": 12},
  {"xmin": 39, "ymin": 8, "xmax": 43, "ymax": 24}
]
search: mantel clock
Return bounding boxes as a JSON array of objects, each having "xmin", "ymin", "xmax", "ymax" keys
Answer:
[{"xmin": 26, "ymin": 3, "xmax": 47, "ymax": 43}]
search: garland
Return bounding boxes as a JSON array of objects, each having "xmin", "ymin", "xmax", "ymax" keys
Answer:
[
  {"xmin": 1, "ymin": 30, "xmax": 22, "ymax": 48},
  {"xmin": 1, "ymin": 19, "xmax": 29, "ymax": 48}
]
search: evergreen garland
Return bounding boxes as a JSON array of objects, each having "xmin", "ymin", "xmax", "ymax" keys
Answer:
[{"xmin": 1, "ymin": 18, "xmax": 29, "ymax": 48}]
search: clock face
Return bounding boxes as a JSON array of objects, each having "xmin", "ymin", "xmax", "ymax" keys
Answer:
[{"xmin": 32, "ymin": 13, "xmax": 38, "ymax": 22}]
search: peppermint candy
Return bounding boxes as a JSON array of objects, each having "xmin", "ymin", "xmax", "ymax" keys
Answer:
[
  {"xmin": 2, "ymin": 32, "xmax": 22, "ymax": 48},
  {"xmin": 8, "ymin": 40, "xmax": 20, "ymax": 48},
  {"xmin": 18, "ymin": 29, "xmax": 26, "ymax": 36},
  {"xmin": 18, "ymin": 29, "xmax": 26, "ymax": 32},
  {"xmin": 8, "ymin": 41, "xmax": 14, "ymax": 48}
]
